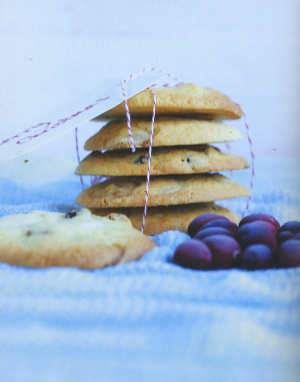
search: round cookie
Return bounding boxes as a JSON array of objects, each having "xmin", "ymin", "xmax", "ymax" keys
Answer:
[
  {"xmin": 76, "ymin": 146, "xmax": 249, "ymax": 176},
  {"xmin": 0, "ymin": 209, "xmax": 155, "ymax": 269},
  {"xmin": 76, "ymin": 174, "xmax": 250, "ymax": 208},
  {"xmin": 85, "ymin": 117, "xmax": 242, "ymax": 151},
  {"xmin": 100, "ymin": 83, "xmax": 243, "ymax": 119},
  {"xmin": 90, "ymin": 203, "xmax": 240, "ymax": 235}
]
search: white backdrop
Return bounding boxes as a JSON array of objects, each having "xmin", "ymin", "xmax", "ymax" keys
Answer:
[{"xmin": 0, "ymin": 0, "xmax": 299, "ymax": 184}]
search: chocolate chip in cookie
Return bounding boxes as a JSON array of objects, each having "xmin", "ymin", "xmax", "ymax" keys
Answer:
[
  {"xmin": 134, "ymin": 155, "xmax": 148, "ymax": 164},
  {"xmin": 64, "ymin": 210, "xmax": 78, "ymax": 219}
]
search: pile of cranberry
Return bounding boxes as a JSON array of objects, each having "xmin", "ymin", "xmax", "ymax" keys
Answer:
[{"xmin": 173, "ymin": 213, "xmax": 300, "ymax": 270}]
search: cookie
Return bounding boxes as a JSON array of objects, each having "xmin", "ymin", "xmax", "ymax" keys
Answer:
[
  {"xmin": 0, "ymin": 209, "xmax": 155, "ymax": 269},
  {"xmin": 90, "ymin": 203, "xmax": 240, "ymax": 235},
  {"xmin": 85, "ymin": 117, "xmax": 242, "ymax": 151},
  {"xmin": 76, "ymin": 146, "xmax": 249, "ymax": 176},
  {"xmin": 100, "ymin": 83, "xmax": 243, "ymax": 119},
  {"xmin": 76, "ymin": 174, "xmax": 250, "ymax": 208}
]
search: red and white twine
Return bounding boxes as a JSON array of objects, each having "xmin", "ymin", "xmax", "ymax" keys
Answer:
[
  {"xmin": 141, "ymin": 88, "xmax": 157, "ymax": 233},
  {"xmin": 120, "ymin": 67, "xmax": 182, "ymax": 231},
  {"xmin": 120, "ymin": 79, "xmax": 135, "ymax": 152},
  {"xmin": 242, "ymin": 115, "xmax": 255, "ymax": 217},
  {"xmin": 74, "ymin": 127, "xmax": 84, "ymax": 191},
  {"xmin": 0, "ymin": 97, "xmax": 110, "ymax": 147}
]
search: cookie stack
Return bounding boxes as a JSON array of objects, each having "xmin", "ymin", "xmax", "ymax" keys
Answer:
[{"xmin": 76, "ymin": 83, "xmax": 250, "ymax": 235}]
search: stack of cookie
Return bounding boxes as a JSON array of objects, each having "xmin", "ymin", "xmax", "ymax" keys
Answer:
[{"xmin": 76, "ymin": 83, "xmax": 250, "ymax": 235}]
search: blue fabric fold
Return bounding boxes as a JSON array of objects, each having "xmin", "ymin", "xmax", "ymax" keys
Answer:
[{"xmin": 0, "ymin": 166, "xmax": 300, "ymax": 382}]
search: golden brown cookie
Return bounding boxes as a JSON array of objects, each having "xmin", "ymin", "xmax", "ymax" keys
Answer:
[
  {"xmin": 100, "ymin": 83, "xmax": 242, "ymax": 119},
  {"xmin": 76, "ymin": 174, "xmax": 250, "ymax": 208},
  {"xmin": 76, "ymin": 146, "xmax": 249, "ymax": 176},
  {"xmin": 0, "ymin": 209, "xmax": 155, "ymax": 269},
  {"xmin": 85, "ymin": 117, "xmax": 242, "ymax": 151},
  {"xmin": 90, "ymin": 203, "xmax": 240, "ymax": 235}
]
